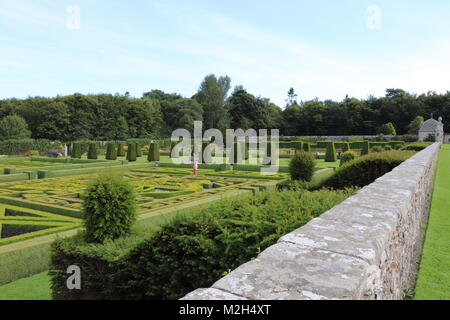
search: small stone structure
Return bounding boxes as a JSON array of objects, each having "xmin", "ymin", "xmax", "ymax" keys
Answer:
[
  {"xmin": 444, "ymin": 134, "xmax": 450, "ymax": 144},
  {"xmin": 418, "ymin": 117, "xmax": 444, "ymax": 142},
  {"xmin": 182, "ymin": 143, "xmax": 440, "ymax": 300}
]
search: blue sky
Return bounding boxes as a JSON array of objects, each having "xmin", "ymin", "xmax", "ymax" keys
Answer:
[{"xmin": 1, "ymin": 0, "xmax": 449, "ymax": 106}]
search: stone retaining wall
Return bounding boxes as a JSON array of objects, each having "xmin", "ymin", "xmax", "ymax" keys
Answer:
[
  {"xmin": 283, "ymin": 135, "xmax": 401, "ymax": 142},
  {"xmin": 182, "ymin": 143, "xmax": 440, "ymax": 300}
]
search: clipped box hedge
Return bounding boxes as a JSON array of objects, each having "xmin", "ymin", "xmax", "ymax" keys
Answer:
[
  {"xmin": 0, "ymin": 241, "xmax": 52, "ymax": 286},
  {"xmin": 0, "ymin": 139, "xmax": 62, "ymax": 156},
  {"xmin": 232, "ymin": 164, "xmax": 289, "ymax": 173},
  {"xmin": 50, "ymin": 188, "xmax": 354, "ymax": 300},
  {"xmin": 0, "ymin": 196, "xmax": 81, "ymax": 218},
  {"xmin": 7, "ymin": 160, "xmax": 123, "ymax": 175},
  {"xmin": 29, "ymin": 157, "xmax": 107, "ymax": 164},
  {"xmin": 0, "ymin": 173, "xmax": 29, "ymax": 183},
  {"xmin": 400, "ymin": 142, "xmax": 431, "ymax": 151},
  {"xmin": 321, "ymin": 150, "xmax": 414, "ymax": 189},
  {"xmin": 37, "ymin": 163, "xmax": 147, "ymax": 179}
]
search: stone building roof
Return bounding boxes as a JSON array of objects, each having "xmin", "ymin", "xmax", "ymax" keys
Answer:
[{"xmin": 419, "ymin": 119, "xmax": 443, "ymax": 132}]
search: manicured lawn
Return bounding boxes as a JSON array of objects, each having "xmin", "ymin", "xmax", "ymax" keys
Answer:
[
  {"xmin": 315, "ymin": 160, "xmax": 340, "ymax": 169},
  {"xmin": 311, "ymin": 168, "xmax": 335, "ymax": 186},
  {"xmin": 414, "ymin": 144, "xmax": 450, "ymax": 300},
  {"xmin": 0, "ymin": 272, "xmax": 51, "ymax": 300}
]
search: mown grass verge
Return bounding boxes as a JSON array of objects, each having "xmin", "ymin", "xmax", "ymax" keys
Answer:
[
  {"xmin": 0, "ymin": 272, "xmax": 51, "ymax": 300},
  {"xmin": 414, "ymin": 144, "xmax": 450, "ymax": 300}
]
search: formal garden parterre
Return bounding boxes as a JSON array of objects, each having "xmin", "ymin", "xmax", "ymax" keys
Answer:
[{"xmin": 0, "ymin": 138, "xmax": 442, "ymax": 300}]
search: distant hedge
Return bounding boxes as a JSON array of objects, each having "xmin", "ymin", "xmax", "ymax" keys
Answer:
[
  {"xmin": 147, "ymin": 142, "xmax": 160, "ymax": 162},
  {"xmin": 50, "ymin": 188, "xmax": 354, "ymax": 300},
  {"xmin": 321, "ymin": 151, "xmax": 415, "ymax": 189},
  {"xmin": 400, "ymin": 142, "xmax": 432, "ymax": 152},
  {"xmin": 0, "ymin": 139, "xmax": 62, "ymax": 155}
]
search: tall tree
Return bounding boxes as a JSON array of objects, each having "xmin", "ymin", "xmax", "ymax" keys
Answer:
[
  {"xmin": 285, "ymin": 87, "xmax": 298, "ymax": 108},
  {"xmin": 0, "ymin": 114, "xmax": 31, "ymax": 140},
  {"xmin": 170, "ymin": 98, "xmax": 204, "ymax": 133},
  {"xmin": 193, "ymin": 74, "xmax": 231, "ymax": 131},
  {"xmin": 227, "ymin": 89, "xmax": 272, "ymax": 130},
  {"xmin": 142, "ymin": 90, "xmax": 183, "ymax": 135},
  {"xmin": 408, "ymin": 116, "xmax": 424, "ymax": 134}
]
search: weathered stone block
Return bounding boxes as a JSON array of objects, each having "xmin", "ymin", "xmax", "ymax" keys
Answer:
[{"xmin": 212, "ymin": 242, "xmax": 370, "ymax": 300}]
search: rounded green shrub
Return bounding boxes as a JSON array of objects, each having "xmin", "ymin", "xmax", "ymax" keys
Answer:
[
  {"xmin": 340, "ymin": 151, "xmax": 357, "ymax": 167},
  {"xmin": 126, "ymin": 142, "xmax": 137, "ymax": 162},
  {"xmin": 117, "ymin": 142, "xmax": 125, "ymax": 157},
  {"xmin": 325, "ymin": 142, "xmax": 337, "ymax": 162},
  {"xmin": 87, "ymin": 142, "xmax": 97, "ymax": 160},
  {"xmin": 71, "ymin": 142, "xmax": 82, "ymax": 159},
  {"xmin": 82, "ymin": 172, "xmax": 137, "ymax": 244},
  {"xmin": 371, "ymin": 146, "xmax": 384, "ymax": 153},
  {"xmin": 147, "ymin": 142, "xmax": 160, "ymax": 162},
  {"xmin": 322, "ymin": 151, "xmax": 414, "ymax": 189},
  {"xmin": 289, "ymin": 151, "xmax": 315, "ymax": 181},
  {"xmin": 106, "ymin": 142, "xmax": 117, "ymax": 160}
]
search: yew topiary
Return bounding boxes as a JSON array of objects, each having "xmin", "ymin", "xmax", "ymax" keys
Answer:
[
  {"xmin": 82, "ymin": 172, "xmax": 137, "ymax": 244},
  {"xmin": 87, "ymin": 142, "xmax": 97, "ymax": 160},
  {"xmin": 325, "ymin": 142, "xmax": 337, "ymax": 162},
  {"xmin": 71, "ymin": 142, "xmax": 82, "ymax": 159},
  {"xmin": 289, "ymin": 151, "xmax": 316, "ymax": 182},
  {"xmin": 126, "ymin": 142, "xmax": 137, "ymax": 162},
  {"xmin": 147, "ymin": 142, "xmax": 160, "ymax": 162},
  {"xmin": 117, "ymin": 142, "xmax": 126, "ymax": 157},
  {"xmin": 106, "ymin": 142, "xmax": 117, "ymax": 160}
]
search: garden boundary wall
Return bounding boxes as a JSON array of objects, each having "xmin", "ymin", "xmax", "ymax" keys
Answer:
[
  {"xmin": 283, "ymin": 135, "xmax": 401, "ymax": 142},
  {"xmin": 182, "ymin": 142, "xmax": 440, "ymax": 300}
]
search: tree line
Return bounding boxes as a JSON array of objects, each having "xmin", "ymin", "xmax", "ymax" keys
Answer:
[{"xmin": 0, "ymin": 74, "xmax": 449, "ymax": 142}]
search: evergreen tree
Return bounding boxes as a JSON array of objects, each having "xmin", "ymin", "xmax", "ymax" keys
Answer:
[
  {"xmin": 106, "ymin": 142, "xmax": 117, "ymax": 160},
  {"xmin": 117, "ymin": 142, "xmax": 125, "ymax": 157},
  {"xmin": 147, "ymin": 142, "xmax": 160, "ymax": 162},
  {"xmin": 126, "ymin": 142, "xmax": 137, "ymax": 162},
  {"xmin": 136, "ymin": 142, "xmax": 142, "ymax": 157},
  {"xmin": 87, "ymin": 142, "xmax": 97, "ymax": 160},
  {"xmin": 71, "ymin": 142, "xmax": 82, "ymax": 159},
  {"xmin": 325, "ymin": 142, "xmax": 337, "ymax": 162}
]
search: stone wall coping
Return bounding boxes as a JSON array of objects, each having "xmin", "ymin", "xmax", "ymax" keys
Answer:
[{"xmin": 181, "ymin": 143, "xmax": 440, "ymax": 300}]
